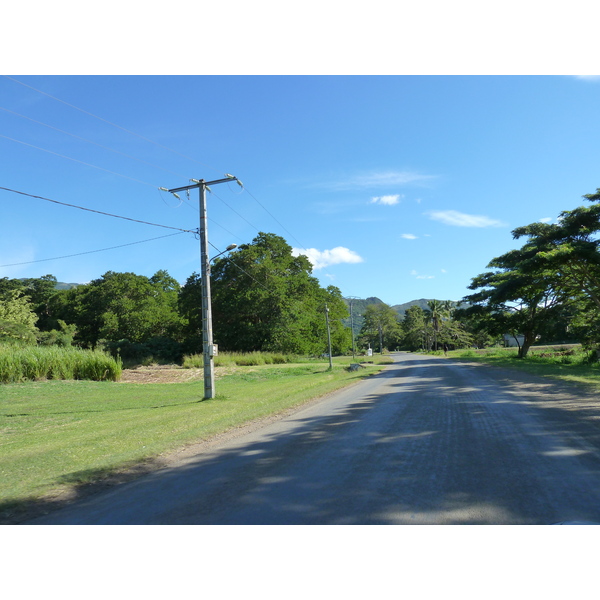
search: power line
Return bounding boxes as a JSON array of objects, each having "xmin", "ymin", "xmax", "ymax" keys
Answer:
[
  {"xmin": 0, "ymin": 133, "xmax": 158, "ymax": 188},
  {"xmin": 242, "ymin": 185, "xmax": 309, "ymax": 252},
  {"xmin": 3, "ymin": 75, "xmax": 223, "ymax": 176},
  {"xmin": 0, "ymin": 75, "xmax": 318, "ymax": 268},
  {"xmin": 209, "ymin": 187, "xmax": 262, "ymax": 233},
  {"xmin": 0, "ymin": 186, "xmax": 196, "ymax": 233},
  {"xmin": 0, "ymin": 106, "xmax": 188, "ymax": 180},
  {"xmin": 3, "ymin": 77, "xmax": 310, "ymax": 255},
  {"xmin": 0, "ymin": 232, "xmax": 187, "ymax": 268}
]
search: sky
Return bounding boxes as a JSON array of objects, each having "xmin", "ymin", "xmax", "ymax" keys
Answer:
[
  {"xmin": 0, "ymin": 75, "xmax": 600, "ymax": 305},
  {"xmin": 3, "ymin": 74, "xmax": 600, "ymax": 305}
]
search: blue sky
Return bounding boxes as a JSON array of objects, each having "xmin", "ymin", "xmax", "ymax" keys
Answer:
[{"xmin": 2, "ymin": 75, "xmax": 600, "ymax": 305}]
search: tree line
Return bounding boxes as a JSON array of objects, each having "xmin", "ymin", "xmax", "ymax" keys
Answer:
[
  {"xmin": 3, "ymin": 188, "xmax": 600, "ymax": 362},
  {"xmin": 0, "ymin": 232, "xmax": 350, "ymax": 362}
]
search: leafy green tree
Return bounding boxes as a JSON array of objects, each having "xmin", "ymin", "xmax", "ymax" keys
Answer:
[
  {"xmin": 463, "ymin": 246, "xmax": 564, "ymax": 358},
  {"xmin": 37, "ymin": 320, "xmax": 77, "ymax": 346},
  {"xmin": 511, "ymin": 189, "xmax": 600, "ymax": 311},
  {"xmin": 19, "ymin": 275, "xmax": 60, "ymax": 330},
  {"xmin": 178, "ymin": 272, "xmax": 204, "ymax": 354},
  {"xmin": 210, "ymin": 232, "xmax": 349, "ymax": 354},
  {"xmin": 49, "ymin": 270, "xmax": 186, "ymax": 349},
  {"xmin": 359, "ymin": 302, "xmax": 402, "ymax": 353},
  {"xmin": 401, "ymin": 305, "xmax": 429, "ymax": 351},
  {"xmin": 0, "ymin": 288, "xmax": 38, "ymax": 344}
]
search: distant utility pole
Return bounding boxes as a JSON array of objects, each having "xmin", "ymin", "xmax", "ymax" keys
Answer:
[
  {"xmin": 160, "ymin": 175, "xmax": 241, "ymax": 400},
  {"xmin": 325, "ymin": 304, "xmax": 333, "ymax": 370},
  {"xmin": 346, "ymin": 296, "xmax": 360, "ymax": 361}
]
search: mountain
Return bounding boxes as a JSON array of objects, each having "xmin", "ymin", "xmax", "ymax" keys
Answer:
[
  {"xmin": 391, "ymin": 298, "xmax": 435, "ymax": 317},
  {"xmin": 54, "ymin": 282, "xmax": 81, "ymax": 290},
  {"xmin": 343, "ymin": 297, "xmax": 466, "ymax": 335},
  {"xmin": 17, "ymin": 278, "xmax": 81, "ymax": 290}
]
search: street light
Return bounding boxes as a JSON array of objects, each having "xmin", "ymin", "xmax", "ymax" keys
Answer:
[{"xmin": 210, "ymin": 244, "xmax": 238, "ymax": 267}]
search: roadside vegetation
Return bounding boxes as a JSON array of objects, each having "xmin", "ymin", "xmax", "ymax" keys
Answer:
[
  {"xmin": 0, "ymin": 344, "xmax": 122, "ymax": 383},
  {"xmin": 447, "ymin": 344, "xmax": 600, "ymax": 389},
  {"xmin": 0, "ymin": 355, "xmax": 389, "ymax": 523}
]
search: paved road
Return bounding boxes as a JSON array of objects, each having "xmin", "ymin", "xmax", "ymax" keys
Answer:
[{"xmin": 27, "ymin": 352, "xmax": 600, "ymax": 524}]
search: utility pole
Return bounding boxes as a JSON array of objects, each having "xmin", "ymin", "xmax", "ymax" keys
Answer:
[
  {"xmin": 346, "ymin": 296, "xmax": 360, "ymax": 361},
  {"xmin": 160, "ymin": 175, "xmax": 241, "ymax": 399},
  {"xmin": 325, "ymin": 304, "xmax": 333, "ymax": 370}
]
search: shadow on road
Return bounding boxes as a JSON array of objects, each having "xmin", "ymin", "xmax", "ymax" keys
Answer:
[{"xmin": 17, "ymin": 354, "xmax": 600, "ymax": 525}]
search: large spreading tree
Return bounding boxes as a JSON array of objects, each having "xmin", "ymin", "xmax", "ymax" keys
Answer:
[{"xmin": 208, "ymin": 232, "xmax": 349, "ymax": 354}]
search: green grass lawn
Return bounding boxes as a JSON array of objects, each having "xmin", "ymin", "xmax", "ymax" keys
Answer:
[
  {"xmin": 0, "ymin": 356, "xmax": 389, "ymax": 522},
  {"xmin": 449, "ymin": 345, "xmax": 600, "ymax": 390}
]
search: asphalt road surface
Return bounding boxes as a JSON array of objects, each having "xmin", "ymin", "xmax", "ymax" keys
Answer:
[{"xmin": 27, "ymin": 352, "xmax": 600, "ymax": 525}]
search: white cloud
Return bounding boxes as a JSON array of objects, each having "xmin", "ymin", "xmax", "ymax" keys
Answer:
[
  {"xmin": 371, "ymin": 194, "xmax": 401, "ymax": 206},
  {"xmin": 411, "ymin": 269, "xmax": 434, "ymax": 280},
  {"xmin": 293, "ymin": 246, "xmax": 364, "ymax": 270},
  {"xmin": 539, "ymin": 217, "xmax": 553, "ymax": 223},
  {"xmin": 426, "ymin": 210, "xmax": 505, "ymax": 228},
  {"xmin": 401, "ymin": 233, "xmax": 418, "ymax": 239},
  {"xmin": 318, "ymin": 170, "xmax": 436, "ymax": 191}
]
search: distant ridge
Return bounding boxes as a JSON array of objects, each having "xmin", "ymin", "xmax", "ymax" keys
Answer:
[
  {"xmin": 17, "ymin": 278, "xmax": 80, "ymax": 291},
  {"xmin": 392, "ymin": 298, "xmax": 436, "ymax": 317},
  {"xmin": 55, "ymin": 282, "xmax": 80, "ymax": 290},
  {"xmin": 343, "ymin": 297, "xmax": 464, "ymax": 332}
]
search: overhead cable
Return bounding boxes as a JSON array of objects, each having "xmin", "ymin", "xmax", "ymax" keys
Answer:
[
  {"xmin": 0, "ymin": 134, "xmax": 158, "ymax": 188},
  {"xmin": 3, "ymin": 75, "xmax": 222, "ymax": 175},
  {"xmin": 0, "ymin": 186, "xmax": 196, "ymax": 233},
  {"xmin": 242, "ymin": 185, "xmax": 309, "ymax": 252},
  {"xmin": 0, "ymin": 106, "xmax": 188, "ymax": 179},
  {"xmin": 0, "ymin": 232, "xmax": 187, "ymax": 268}
]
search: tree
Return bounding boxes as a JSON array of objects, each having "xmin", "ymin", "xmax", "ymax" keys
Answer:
[
  {"xmin": 49, "ymin": 270, "xmax": 186, "ymax": 349},
  {"xmin": 19, "ymin": 275, "xmax": 59, "ymax": 331},
  {"xmin": 210, "ymin": 232, "xmax": 349, "ymax": 354},
  {"xmin": 178, "ymin": 272, "xmax": 204, "ymax": 354},
  {"xmin": 401, "ymin": 305, "xmax": 429, "ymax": 351},
  {"xmin": 0, "ymin": 288, "xmax": 38, "ymax": 344},
  {"xmin": 463, "ymin": 246, "xmax": 564, "ymax": 358},
  {"xmin": 359, "ymin": 302, "xmax": 402, "ymax": 353},
  {"xmin": 509, "ymin": 189, "xmax": 600, "ymax": 349},
  {"xmin": 426, "ymin": 299, "xmax": 446, "ymax": 351}
]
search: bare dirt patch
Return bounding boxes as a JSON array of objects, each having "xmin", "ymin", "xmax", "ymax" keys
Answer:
[{"xmin": 118, "ymin": 364, "xmax": 240, "ymax": 384}]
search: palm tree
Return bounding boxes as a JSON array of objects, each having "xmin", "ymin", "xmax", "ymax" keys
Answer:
[{"xmin": 427, "ymin": 299, "xmax": 445, "ymax": 351}]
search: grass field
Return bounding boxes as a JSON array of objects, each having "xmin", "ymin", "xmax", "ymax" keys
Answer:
[
  {"xmin": 449, "ymin": 345, "xmax": 600, "ymax": 389},
  {"xmin": 0, "ymin": 355, "xmax": 390, "ymax": 522}
]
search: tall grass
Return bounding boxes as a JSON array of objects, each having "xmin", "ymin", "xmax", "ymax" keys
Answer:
[
  {"xmin": 0, "ymin": 345, "xmax": 122, "ymax": 383},
  {"xmin": 183, "ymin": 351, "xmax": 297, "ymax": 368}
]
